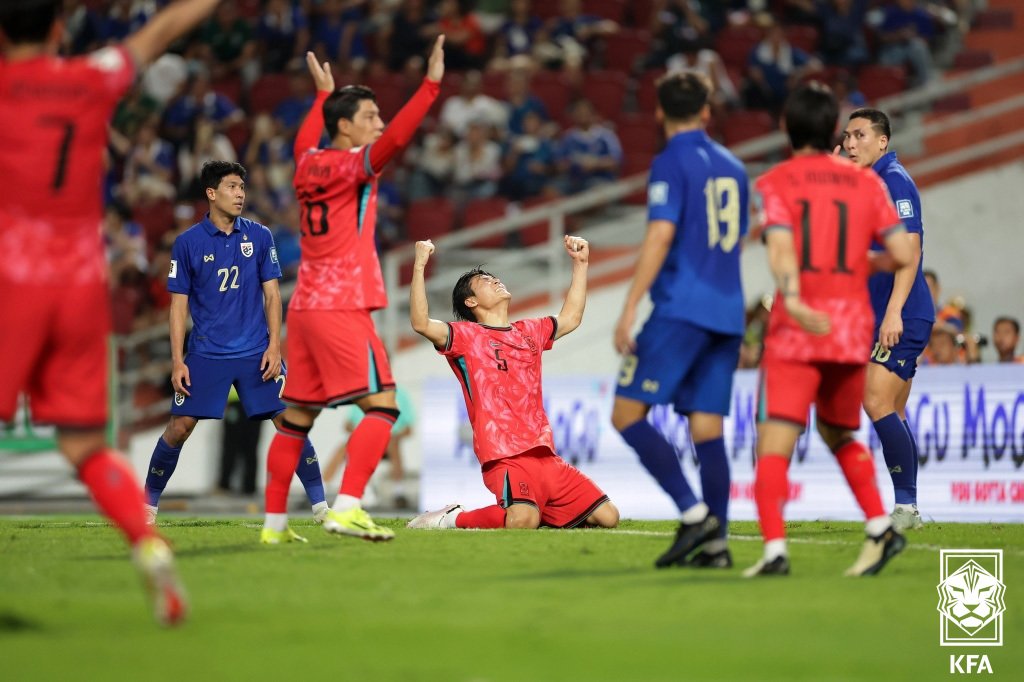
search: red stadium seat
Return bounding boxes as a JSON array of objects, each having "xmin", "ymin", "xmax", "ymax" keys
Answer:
[
  {"xmin": 481, "ymin": 71, "xmax": 507, "ymax": 100},
  {"xmin": 603, "ymin": 28, "xmax": 652, "ymax": 72},
  {"xmin": 721, "ymin": 110, "xmax": 775, "ymax": 147},
  {"xmin": 133, "ymin": 199, "xmax": 175, "ymax": 243},
  {"xmin": 636, "ymin": 70, "xmax": 662, "ymax": 113},
  {"xmin": 224, "ymin": 120, "xmax": 251, "ymax": 155},
  {"xmin": 462, "ymin": 197, "xmax": 510, "ymax": 248},
  {"xmin": 785, "ymin": 25, "xmax": 820, "ymax": 55},
  {"xmin": 615, "ymin": 113, "xmax": 661, "ymax": 156},
  {"xmin": 110, "ymin": 287, "xmax": 142, "ymax": 335},
  {"xmin": 858, "ymin": 65, "xmax": 907, "ymax": 102},
  {"xmin": 406, "ymin": 197, "xmax": 455, "ymax": 242},
  {"xmin": 210, "ymin": 77, "xmax": 242, "ymax": 106},
  {"xmin": 715, "ymin": 25, "xmax": 763, "ymax": 70},
  {"xmin": 581, "ymin": 71, "xmax": 629, "ymax": 122},
  {"xmin": 583, "ymin": 0, "xmax": 626, "ymax": 23},
  {"xmin": 622, "ymin": 153, "xmax": 650, "ymax": 204},
  {"xmin": 399, "ymin": 258, "xmax": 434, "ymax": 286},
  {"xmin": 517, "ymin": 196, "xmax": 562, "ymax": 247},
  {"xmin": 249, "ymin": 74, "xmax": 292, "ymax": 114},
  {"xmin": 626, "ymin": 0, "xmax": 656, "ymax": 29},
  {"xmin": 371, "ymin": 82, "xmax": 407, "ymax": 122},
  {"xmin": 531, "ymin": 71, "xmax": 573, "ymax": 126}
]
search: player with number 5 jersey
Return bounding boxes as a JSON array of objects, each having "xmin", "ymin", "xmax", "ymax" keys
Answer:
[
  {"xmin": 612, "ymin": 71, "xmax": 748, "ymax": 570},
  {"xmin": 261, "ymin": 38, "xmax": 447, "ymax": 543}
]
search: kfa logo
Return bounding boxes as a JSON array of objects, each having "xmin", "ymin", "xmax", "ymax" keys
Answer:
[
  {"xmin": 240, "ymin": 241, "xmax": 254, "ymax": 258},
  {"xmin": 938, "ymin": 549, "xmax": 1006, "ymax": 647},
  {"xmin": 949, "ymin": 655, "xmax": 993, "ymax": 675}
]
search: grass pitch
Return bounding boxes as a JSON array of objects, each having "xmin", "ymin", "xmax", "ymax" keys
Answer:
[{"xmin": 0, "ymin": 517, "xmax": 1021, "ymax": 681}]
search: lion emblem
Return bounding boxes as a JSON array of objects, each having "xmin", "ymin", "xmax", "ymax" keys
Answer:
[{"xmin": 937, "ymin": 559, "xmax": 1006, "ymax": 635}]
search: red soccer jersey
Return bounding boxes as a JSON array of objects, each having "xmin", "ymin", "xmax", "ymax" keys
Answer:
[
  {"xmin": 289, "ymin": 145, "xmax": 386, "ymax": 311},
  {"xmin": 756, "ymin": 154, "xmax": 902, "ymax": 364},
  {"xmin": 440, "ymin": 317, "xmax": 559, "ymax": 465},
  {"xmin": 0, "ymin": 47, "xmax": 134, "ymax": 285}
]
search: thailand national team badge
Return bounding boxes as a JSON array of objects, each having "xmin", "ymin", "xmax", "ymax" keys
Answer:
[
  {"xmin": 174, "ymin": 392, "xmax": 185, "ymax": 406},
  {"xmin": 240, "ymin": 241, "xmax": 254, "ymax": 258}
]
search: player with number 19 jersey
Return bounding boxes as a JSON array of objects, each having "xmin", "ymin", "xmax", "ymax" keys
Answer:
[
  {"xmin": 0, "ymin": 46, "xmax": 135, "ymax": 426},
  {"xmin": 756, "ymin": 154, "xmax": 903, "ymax": 366}
]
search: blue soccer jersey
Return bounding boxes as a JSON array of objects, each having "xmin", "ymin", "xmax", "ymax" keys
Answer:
[
  {"xmin": 168, "ymin": 215, "xmax": 283, "ymax": 359},
  {"xmin": 868, "ymin": 152, "xmax": 935, "ymax": 324},
  {"xmin": 646, "ymin": 130, "xmax": 749, "ymax": 335}
]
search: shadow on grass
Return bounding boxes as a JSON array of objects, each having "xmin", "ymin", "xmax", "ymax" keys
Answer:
[{"xmin": 0, "ymin": 611, "xmax": 45, "ymax": 632}]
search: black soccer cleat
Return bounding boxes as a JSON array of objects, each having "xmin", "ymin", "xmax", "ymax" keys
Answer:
[
  {"xmin": 683, "ymin": 548, "xmax": 733, "ymax": 569},
  {"xmin": 654, "ymin": 514, "xmax": 720, "ymax": 568},
  {"xmin": 742, "ymin": 555, "xmax": 791, "ymax": 577},
  {"xmin": 845, "ymin": 527, "xmax": 907, "ymax": 576}
]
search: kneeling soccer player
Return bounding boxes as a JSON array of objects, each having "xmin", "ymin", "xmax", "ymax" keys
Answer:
[{"xmin": 407, "ymin": 237, "xmax": 619, "ymax": 530}]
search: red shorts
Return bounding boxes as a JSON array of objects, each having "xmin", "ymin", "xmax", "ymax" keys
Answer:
[
  {"xmin": 282, "ymin": 308, "xmax": 395, "ymax": 408},
  {"xmin": 0, "ymin": 280, "xmax": 109, "ymax": 427},
  {"xmin": 758, "ymin": 358, "xmax": 866, "ymax": 431},
  {"xmin": 481, "ymin": 449, "xmax": 610, "ymax": 528}
]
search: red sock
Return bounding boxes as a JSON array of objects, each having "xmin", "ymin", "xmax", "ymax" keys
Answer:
[
  {"xmin": 754, "ymin": 454, "xmax": 790, "ymax": 542},
  {"xmin": 265, "ymin": 427, "xmax": 306, "ymax": 513},
  {"xmin": 455, "ymin": 505, "xmax": 506, "ymax": 529},
  {"xmin": 78, "ymin": 449, "xmax": 154, "ymax": 545},
  {"xmin": 835, "ymin": 441, "xmax": 886, "ymax": 519},
  {"xmin": 339, "ymin": 409, "xmax": 396, "ymax": 498}
]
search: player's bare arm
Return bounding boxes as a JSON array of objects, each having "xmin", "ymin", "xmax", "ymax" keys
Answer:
[
  {"xmin": 169, "ymin": 292, "xmax": 191, "ymax": 396},
  {"xmin": 426, "ymin": 34, "xmax": 446, "ymax": 83},
  {"xmin": 614, "ymin": 220, "xmax": 675, "ymax": 355},
  {"xmin": 123, "ymin": 0, "xmax": 221, "ymax": 67},
  {"xmin": 410, "ymin": 240, "xmax": 450, "ymax": 348},
  {"xmin": 764, "ymin": 229, "xmax": 831, "ymax": 336},
  {"xmin": 305, "ymin": 50, "xmax": 335, "ymax": 92},
  {"xmin": 877, "ymin": 231, "xmax": 921, "ymax": 350},
  {"xmin": 555, "ymin": 236, "xmax": 589, "ymax": 340},
  {"xmin": 261, "ymin": 278, "xmax": 283, "ymax": 381}
]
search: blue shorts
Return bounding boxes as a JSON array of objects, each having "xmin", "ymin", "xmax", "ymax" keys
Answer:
[
  {"xmin": 615, "ymin": 317, "xmax": 742, "ymax": 416},
  {"xmin": 869, "ymin": 318, "xmax": 933, "ymax": 381},
  {"xmin": 171, "ymin": 353, "xmax": 285, "ymax": 421}
]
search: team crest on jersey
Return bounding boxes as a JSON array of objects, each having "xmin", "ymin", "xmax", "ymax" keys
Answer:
[
  {"xmin": 174, "ymin": 392, "xmax": 185, "ymax": 406},
  {"xmin": 648, "ymin": 181, "xmax": 669, "ymax": 206},
  {"xmin": 897, "ymin": 199, "xmax": 915, "ymax": 218},
  {"xmin": 240, "ymin": 241, "xmax": 254, "ymax": 258}
]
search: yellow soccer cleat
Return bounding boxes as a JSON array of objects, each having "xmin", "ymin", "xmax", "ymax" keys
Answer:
[
  {"xmin": 259, "ymin": 526, "xmax": 309, "ymax": 545},
  {"xmin": 322, "ymin": 506, "xmax": 395, "ymax": 542}
]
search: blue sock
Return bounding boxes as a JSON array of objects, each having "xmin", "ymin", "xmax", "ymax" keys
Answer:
[
  {"xmin": 619, "ymin": 420, "xmax": 698, "ymax": 513},
  {"xmin": 903, "ymin": 418, "xmax": 920, "ymax": 502},
  {"xmin": 295, "ymin": 439, "xmax": 326, "ymax": 506},
  {"xmin": 694, "ymin": 437, "xmax": 730, "ymax": 539},
  {"xmin": 145, "ymin": 437, "xmax": 182, "ymax": 507},
  {"xmin": 873, "ymin": 413, "xmax": 916, "ymax": 505}
]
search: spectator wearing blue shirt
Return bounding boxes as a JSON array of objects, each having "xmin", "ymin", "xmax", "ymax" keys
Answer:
[
  {"xmin": 504, "ymin": 69, "xmax": 550, "ymax": 136},
  {"xmin": 538, "ymin": 0, "xmax": 618, "ymax": 72},
  {"xmin": 818, "ymin": 0, "xmax": 870, "ymax": 68},
  {"xmin": 144, "ymin": 161, "xmax": 328, "ymax": 533},
  {"xmin": 556, "ymin": 99, "xmax": 623, "ymax": 194},
  {"xmin": 500, "ymin": 110, "xmax": 557, "ymax": 201},
  {"xmin": 272, "ymin": 68, "xmax": 316, "ymax": 136},
  {"xmin": 313, "ymin": 0, "xmax": 368, "ymax": 71},
  {"xmin": 744, "ymin": 18, "xmax": 821, "ymax": 112},
  {"xmin": 162, "ymin": 70, "xmax": 243, "ymax": 145},
  {"xmin": 490, "ymin": 0, "xmax": 545, "ymax": 71},
  {"xmin": 874, "ymin": 0, "xmax": 936, "ymax": 87},
  {"xmin": 258, "ymin": 0, "xmax": 310, "ymax": 73},
  {"xmin": 124, "ymin": 116, "xmax": 177, "ymax": 203}
]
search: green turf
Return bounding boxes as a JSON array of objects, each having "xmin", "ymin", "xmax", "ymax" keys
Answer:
[{"xmin": 0, "ymin": 518, "xmax": 1021, "ymax": 681}]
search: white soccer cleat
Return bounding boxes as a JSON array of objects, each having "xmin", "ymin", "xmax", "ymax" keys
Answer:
[
  {"xmin": 132, "ymin": 536, "xmax": 187, "ymax": 627},
  {"xmin": 144, "ymin": 504, "xmax": 158, "ymax": 527},
  {"xmin": 312, "ymin": 505, "xmax": 331, "ymax": 525},
  {"xmin": 890, "ymin": 504, "xmax": 924, "ymax": 531},
  {"xmin": 407, "ymin": 503, "xmax": 463, "ymax": 529}
]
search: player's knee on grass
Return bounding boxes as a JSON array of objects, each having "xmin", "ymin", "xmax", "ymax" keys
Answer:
[
  {"xmin": 505, "ymin": 504, "xmax": 541, "ymax": 529},
  {"xmin": 586, "ymin": 501, "xmax": 619, "ymax": 528},
  {"xmin": 163, "ymin": 415, "xmax": 198, "ymax": 447},
  {"xmin": 611, "ymin": 397, "xmax": 649, "ymax": 432},
  {"xmin": 57, "ymin": 428, "xmax": 109, "ymax": 466},
  {"xmin": 815, "ymin": 420, "xmax": 855, "ymax": 454}
]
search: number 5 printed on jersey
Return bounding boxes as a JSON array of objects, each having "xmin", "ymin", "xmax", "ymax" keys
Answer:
[{"xmin": 705, "ymin": 177, "xmax": 740, "ymax": 252}]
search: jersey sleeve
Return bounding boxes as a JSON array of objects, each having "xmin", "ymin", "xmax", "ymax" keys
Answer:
[
  {"xmin": 647, "ymin": 153, "xmax": 683, "ymax": 224},
  {"xmin": 167, "ymin": 237, "xmax": 192, "ymax": 295},
  {"xmin": 439, "ymin": 321, "xmax": 473, "ymax": 357},
  {"xmin": 754, "ymin": 174, "xmax": 793, "ymax": 239},
  {"xmin": 520, "ymin": 317, "xmax": 557, "ymax": 351},
  {"xmin": 85, "ymin": 46, "xmax": 136, "ymax": 101},
  {"xmin": 258, "ymin": 226, "xmax": 283, "ymax": 282},
  {"xmin": 882, "ymin": 171, "xmax": 923, "ymax": 234},
  {"xmin": 870, "ymin": 175, "xmax": 904, "ymax": 243}
]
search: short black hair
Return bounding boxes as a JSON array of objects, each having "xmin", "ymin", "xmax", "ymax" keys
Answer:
[
  {"xmin": 200, "ymin": 161, "xmax": 247, "ymax": 193},
  {"xmin": 0, "ymin": 0, "xmax": 61, "ymax": 45},
  {"xmin": 848, "ymin": 107, "xmax": 892, "ymax": 140},
  {"xmin": 452, "ymin": 267, "xmax": 495, "ymax": 322},
  {"xmin": 656, "ymin": 70, "xmax": 711, "ymax": 122},
  {"xmin": 994, "ymin": 316, "xmax": 1021, "ymax": 335},
  {"xmin": 923, "ymin": 269, "xmax": 939, "ymax": 283},
  {"xmin": 783, "ymin": 82, "xmax": 839, "ymax": 151},
  {"xmin": 323, "ymin": 85, "xmax": 377, "ymax": 139}
]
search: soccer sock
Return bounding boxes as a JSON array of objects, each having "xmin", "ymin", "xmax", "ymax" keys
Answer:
[
  {"xmin": 694, "ymin": 437, "xmax": 730, "ymax": 539},
  {"xmin": 902, "ymin": 418, "xmax": 920, "ymax": 503},
  {"xmin": 754, "ymin": 454, "xmax": 790, "ymax": 543},
  {"xmin": 455, "ymin": 505, "xmax": 506, "ymax": 529},
  {"xmin": 264, "ymin": 420, "xmax": 310, "ymax": 516},
  {"xmin": 834, "ymin": 440, "xmax": 886, "ymax": 520},
  {"xmin": 78, "ymin": 449, "xmax": 154, "ymax": 545},
  {"xmin": 338, "ymin": 408, "xmax": 398, "ymax": 499},
  {"xmin": 619, "ymin": 420, "xmax": 699, "ymax": 513},
  {"xmin": 144, "ymin": 437, "xmax": 182, "ymax": 507},
  {"xmin": 294, "ymin": 439, "xmax": 327, "ymax": 507},
  {"xmin": 873, "ymin": 412, "xmax": 916, "ymax": 504}
]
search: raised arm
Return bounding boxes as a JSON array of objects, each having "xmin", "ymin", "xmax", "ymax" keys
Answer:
[
  {"xmin": 294, "ymin": 51, "xmax": 335, "ymax": 158},
  {"xmin": 764, "ymin": 228, "xmax": 830, "ymax": 336},
  {"xmin": 410, "ymin": 240, "xmax": 450, "ymax": 348},
  {"xmin": 613, "ymin": 220, "xmax": 674, "ymax": 354},
  {"xmin": 555, "ymin": 236, "xmax": 589, "ymax": 340},
  {"xmin": 367, "ymin": 36, "xmax": 445, "ymax": 172},
  {"xmin": 124, "ymin": 0, "xmax": 221, "ymax": 67}
]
